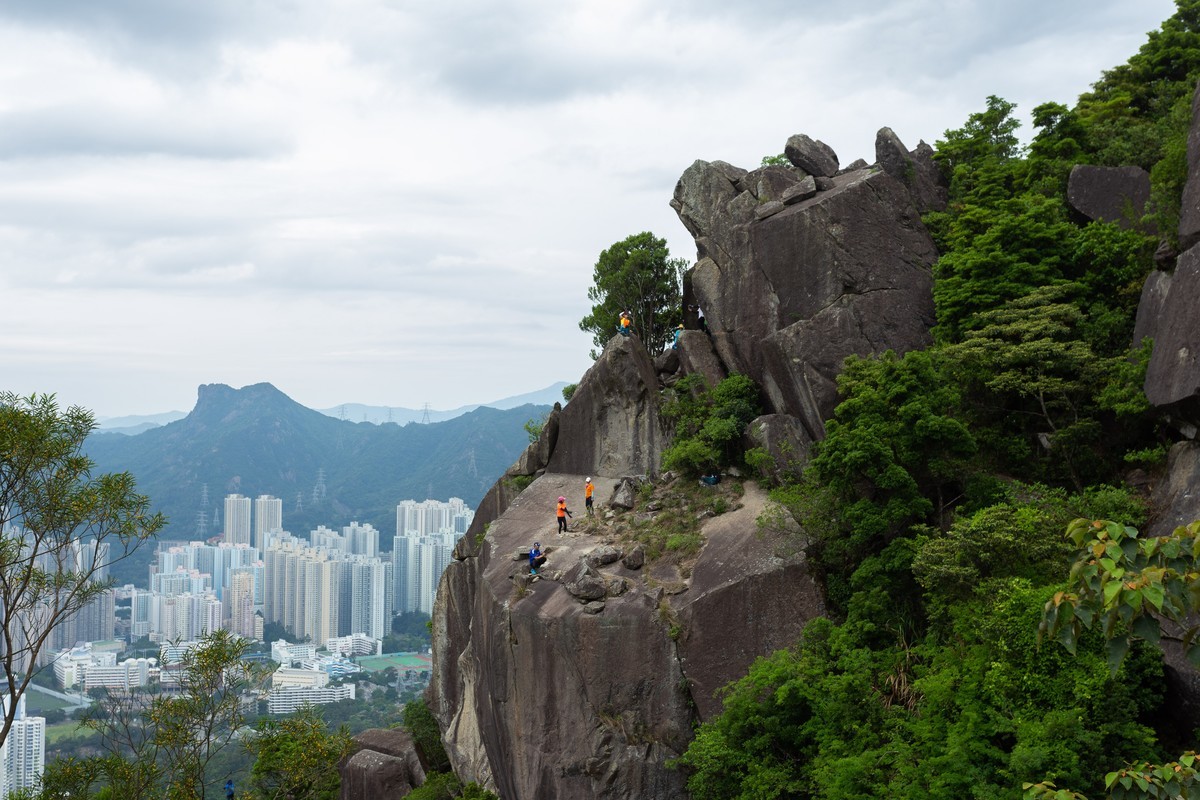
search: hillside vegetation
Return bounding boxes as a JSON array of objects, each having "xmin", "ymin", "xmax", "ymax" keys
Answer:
[{"xmin": 676, "ymin": 3, "xmax": 1200, "ymax": 798}]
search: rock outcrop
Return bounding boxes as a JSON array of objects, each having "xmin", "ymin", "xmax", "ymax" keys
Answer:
[
  {"xmin": 1179, "ymin": 80, "xmax": 1200, "ymax": 252},
  {"xmin": 545, "ymin": 334, "xmax": 667, "ymax": 477},
  {"xmin": 340, "ymin": 728, "xmax": 427, "ymax": 800},
  {"xmin": 1136, "ymin": 80, "xmax": 1200, "ymax": 430},
  {"xmin": 429, "ymin": 131, "xmax": 942, "ymax": 800},
  {"xmin": 1066, "ymin": 164, "xmax": 1152, "ymax": 230},
  {"xmin": 673, "ymin": 138, "xmax": 939, "ymax": 441}
]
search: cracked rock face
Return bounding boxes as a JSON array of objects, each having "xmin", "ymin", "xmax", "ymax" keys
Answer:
[
  {"xmin": 674, "ymin": 148, "xmax": 938, "ymax": 441},
  {"xmin": 430, "ymin": 478, "xmax": 821, "ymax": 800},
  {"xmin": 427, "ymin": 131, "xmax": 935, "ymax": 800}
]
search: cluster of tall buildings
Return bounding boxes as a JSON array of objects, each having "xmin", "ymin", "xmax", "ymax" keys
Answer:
[
  {"xmin": 392, "ymin": 498, "xmax": 472, "ymax": 615},
  {"xmin": 0, "ymin": 492, "xmax": 475, "ymax": 790},
  {"xmin": 128, "ymin": 494, "xmax": 472, "ymax": 646}
]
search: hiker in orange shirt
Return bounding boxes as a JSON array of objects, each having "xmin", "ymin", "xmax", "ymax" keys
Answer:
[
  {"xmin": 556, "ymin": 496, "xmax": 572, "ymax": 533},
  {"xmin": 584, "ymin": 477, "xmax": 595, "ymax": 516}
]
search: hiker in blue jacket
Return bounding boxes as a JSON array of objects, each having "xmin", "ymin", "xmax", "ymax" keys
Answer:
[{"xmin": 529, "ymin": 542, "xmax": 547, "ymax": 575}]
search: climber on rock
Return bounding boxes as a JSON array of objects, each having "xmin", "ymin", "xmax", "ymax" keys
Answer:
[
  {"xmin": 618, "ymin": 311, "xmax": 635, "ymax": 337},
  {"xmin": 529, "ymin": 541, "xmax": 547, "ymax": 575},
  {"xmin": 556, "ymin": 496, "xmax": 573, "ymax": 533}
]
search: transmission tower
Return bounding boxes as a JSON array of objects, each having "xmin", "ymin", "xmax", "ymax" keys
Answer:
[
  {"xmin": 312, "ymin": 468, "xmax": 327, "ymax": 504},
  {"xmin": 295, "ymin": 492, "xmax": 304, "ymax": 513},
  {"xmin": 196, "ymin": 483, "xmax": 211, "ymax": 535},
  {"xmin": 467, "ymin": 448, "xmax": 478, "ymax": 479},
  {"xmin": 421, "ymin": 403, "xmax": 431, "ymax": 424}
]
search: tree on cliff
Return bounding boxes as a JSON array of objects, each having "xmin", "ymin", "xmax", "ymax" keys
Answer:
[
  {"xmin": 578, "ymin": 231, "xmax": 686, "ymax": 358},
  {"xmin": 0, "ymin": 392, "xmax": 164, "ymax": 754}
]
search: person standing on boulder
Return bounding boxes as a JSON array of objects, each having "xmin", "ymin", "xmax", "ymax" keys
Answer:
[
  {"xmin": 556, "ymin": 496, "xmax": 572, "ymax": 533},
  {"xmin": 672, "ymin": 324, "xmax": 684, "ymax": 350},
  {"xmin": 584, "ymin": 477, "xmax": 595, "ymax": 516}
]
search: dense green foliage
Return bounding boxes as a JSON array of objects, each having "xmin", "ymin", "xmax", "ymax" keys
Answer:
[
  {"xmin": 661, "ymin": 373, "xmax": 763, "ymax": 476},
  {"xmin": 245, "ymin": 708, "xmax": 354, "ymax": 800},
  {"xmin": 578, "ymin": 231, "xmax": 686, "ymax": 357},
  {"xmin": 33, "ymin": 631, "xmax": 265, "ymax": 799},
  {"xmin": 679, "ymin": 486, "xmax": 1162, "ymax": 800},
  {"xmin": 404, "ymin": 698, "xmax": 452, "ymax": 774},
  {"xmin": 678, "ymin": 3, "xmax": 1200, "ymax": 797}
]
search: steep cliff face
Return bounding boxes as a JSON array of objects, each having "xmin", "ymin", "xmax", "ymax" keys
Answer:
[
  {"xmin": 671, "ymin": 138, "xmax": 939, "ymax": 442},
  {"xmin": 428, "ymin": 131, "xmax": 944, "ymax": 799}
]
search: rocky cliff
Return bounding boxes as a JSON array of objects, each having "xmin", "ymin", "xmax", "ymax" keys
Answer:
[
  {"xmin": 325, "ymin": 78, "xmax": 1200, "ymax": 800},
  {"xmin": 426, "ymin": 130, "xmax": 944, "ymax": 800}
]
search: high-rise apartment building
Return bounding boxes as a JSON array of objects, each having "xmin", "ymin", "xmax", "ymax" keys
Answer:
[
  {"xmin": 264, "ymin": 540, "xmax": 341, "ymax": 644},
  {"xmin": 392, "ymin": 499, "xmax": 471, "ymax": 615},
  {"xmin": 226, "ymin": 568, "xmax": 258, "ymax": 639},
  {"xmin": 224, "ymin": 494, "xmax": 252, "ymax": 546},
  {"xmin": 339, "ymin": 555, "xmax": 392, "ymax": 639},
  {"xmin": 254, "ymin": 495, "xmax": 282, "ymax": 551},
  {"xmin": 47, "ymin": 588, "xmax": 115, "ymax": 653},
  {"xmin": 0, "ymin": 695, "xmax": 44, "ymax": 797},
  {"xmin": 344, "ymin": 521, "xmax": 379, "ymax": 558},
  {"xmin": 153, "ymin": 593, "xmax": 222, "ymax": 642},
  {"xmin": 393, "ymin": 530, "xmax": 462, "ymax": 615}
]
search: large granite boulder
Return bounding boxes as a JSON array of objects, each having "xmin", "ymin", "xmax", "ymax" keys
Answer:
[
  {"xmin": 426, "ymin": 131, "xmax": 938, "ymax": 800},
  {"xmin": 784, "ymin": 133, "xmax": 839, "ymax": 177},
  {"xmin": 737, "ymin": 164, "xmax": 802, "ymax": 202},
  {"xmin": 340, "ymin": 728, "xmax": 426, "ymax": 800},
  {"xmin": 675, "ymin": 329, "xmax": 726, "ymax": 391},
  {"xmin": 544, "ymin": 334, "xmax": 667, "ymax": 477},
  {"xmin": 672, "ymin": 486, "xmax": 823, "ymax": 719},
  {"xmin": 1137, "ymin": 246, "xmax": 1200, "ymax": 424},
  {"xmin": 1179, "ymin": 78, "xmax": 1200, "ymax": 252},
  {"xmin": 875, "ymin": 127, "xmax": 948, "ymax": 214},
  {"xmin": 1066, "ymin": 164, "xmax": 1152, "ymax": 231},
  {"xmin": 1145, "ymin": 442, "xmax": 1200, "ymax": 737},
  {"xmin": 742, "ymin": 413, "xmax": 814, "ymax": 484},
  {"xmin": 430, "ymin": 479, "xmax": 821, "ymax": 799},
  {"xmin": 674, "ymin": 157, "xmax": 937, "ymax": 440}
]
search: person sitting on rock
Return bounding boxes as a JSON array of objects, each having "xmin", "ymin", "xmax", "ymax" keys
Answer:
[
  {"xmin": 618, "ymin": 311, "xmax": 634, "ymax": 337},
  {"xmin": 529, "ymin": 542, "xmax": 547, "ymax": 574},
  {"xmin": 556, "ymin": 496, "xmax": 573, "ymax": 533}
]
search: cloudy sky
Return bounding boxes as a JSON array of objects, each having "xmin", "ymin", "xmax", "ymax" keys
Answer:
[{"xmin": 0, "ymin": 0, "xmax": 1179, "ymax": 418}]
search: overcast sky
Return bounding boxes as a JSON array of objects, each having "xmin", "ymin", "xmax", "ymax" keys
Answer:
[{"xmin": 0, "ymin": 0, "xmax": 1179, "ymax": 418}]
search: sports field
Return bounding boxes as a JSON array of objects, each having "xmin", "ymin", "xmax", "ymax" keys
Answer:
[{"xmin": 357, "ymin": 652, "xmax": 432, "ymax": 672}]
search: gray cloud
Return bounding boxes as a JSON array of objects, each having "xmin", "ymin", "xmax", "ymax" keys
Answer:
[{"xmin": 0, "ymin": 106, "xmax": 291, "ymax": 160}]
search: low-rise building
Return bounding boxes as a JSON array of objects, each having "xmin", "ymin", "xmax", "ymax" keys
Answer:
[{"xmin": 266, "ymin": 683, "xmax": 355, "ymax": 714}]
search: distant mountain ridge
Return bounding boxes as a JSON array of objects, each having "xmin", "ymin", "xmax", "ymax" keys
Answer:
[
  {"xmin": 83, "ymin": 382, "xmax": 547, "ymax": 585},
  {"xmin": 94, "ymin": 382, "xmax": 568, "ymax": 433},
  {"xmin": 316, "ymin": 382, "xmax": 569, "ymax": 425}
]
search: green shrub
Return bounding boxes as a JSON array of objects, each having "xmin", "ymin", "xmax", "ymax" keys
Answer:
[{"xmin": 661, "ymin": 374, "xmax": 762, "ymax": 477}]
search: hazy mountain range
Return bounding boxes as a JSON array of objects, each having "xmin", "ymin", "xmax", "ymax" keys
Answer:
[
  {"xmin": 94, "ymin": 382, "xmax": 569, "ymax": 434},
  {"xmin": 83, "ymin": 382, "xmax": 549, "ymax": 586}
]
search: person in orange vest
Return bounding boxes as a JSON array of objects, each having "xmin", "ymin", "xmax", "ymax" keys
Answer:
[
  {"xmin": 556, "ymin": 496, "xmax": 572, "ymax": 533},
  {"xmin": 584, "ymin": 477, "xmax": 595, "ymax": 516},
  {"xmin": 618, "ymin": 311, "xmax": 634, "ymax": 337}
]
